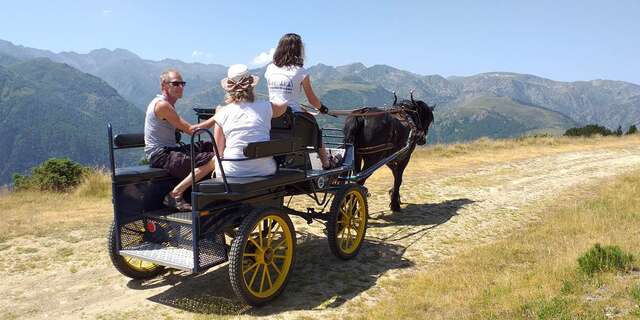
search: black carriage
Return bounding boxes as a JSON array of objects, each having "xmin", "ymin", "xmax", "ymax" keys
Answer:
[{"xmin": 107, "ymin": 108, "xmax": 370, "ymax": 305}]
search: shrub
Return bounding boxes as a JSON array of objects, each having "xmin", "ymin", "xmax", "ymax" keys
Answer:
[
  {"xmin": 577, "ymin": 244, "xmax": 634, "ymax": 275},
  {"xmin": 564, "ymin": 124, "xmax": 613, "ymax": 137},
  {"xmin": 627, "ymin": 125, "xmax": 638, "ymax": 135},
  {"xmin": 12, "ymin": 158, "xmax": 88, "ymax": 192}
]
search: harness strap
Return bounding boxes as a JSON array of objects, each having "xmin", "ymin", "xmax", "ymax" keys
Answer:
[
  {"xmin": 357, "ymin": 143, "xmax": 395, "ymax": 155},
  {"xmin": 329, "ymin": 107, "xmax": 407, "ymax": 117}
]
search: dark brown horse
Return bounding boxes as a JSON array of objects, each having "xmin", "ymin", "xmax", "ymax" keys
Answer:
[{"xmin": 343, "ymin": 94, "xmax": 434, "ymax": 212}]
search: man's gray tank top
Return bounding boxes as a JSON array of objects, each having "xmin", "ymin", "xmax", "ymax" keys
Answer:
[{"xmin": 144, "ymin": 95, "xmax": 177, "ymax": 158}]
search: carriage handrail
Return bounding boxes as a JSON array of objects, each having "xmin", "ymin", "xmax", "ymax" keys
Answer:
[
  {"xmin": 190, "ymin": 128, "xmax": 230, "ymax": 194},
  {"xmin": 344, "ymin": 128, "xmax": 416, "ymax": 182}
]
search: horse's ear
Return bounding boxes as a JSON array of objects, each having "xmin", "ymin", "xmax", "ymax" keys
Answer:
[
  {"xmin": 392, "ymin": 91, "xmax": 398, "ymax": 106},
  {"xmin": 430, "ymin": 104, "xmax": 436, "ymax": 112},
  {"xmin": 410, "ymin": 90, "xmax": 415, "ymax": 104}
]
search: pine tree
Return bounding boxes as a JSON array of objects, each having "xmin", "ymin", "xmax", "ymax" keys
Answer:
[{"xmin": 627, "ymin": 125, "xmax": 638, "ymax": 135}]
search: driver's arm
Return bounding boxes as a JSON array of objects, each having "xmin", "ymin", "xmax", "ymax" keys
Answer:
[
  {"xmin": 271, "ymin": 101, "xmax": 288, "ymax": 118},
  {"xmin": 155, "ymin": 100, "xmax": 194, "ymax": 135}
]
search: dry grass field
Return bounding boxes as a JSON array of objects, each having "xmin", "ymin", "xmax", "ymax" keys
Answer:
[{"xmin": 1, "ymin": 135, "xmax": 640, "ymax": 319}]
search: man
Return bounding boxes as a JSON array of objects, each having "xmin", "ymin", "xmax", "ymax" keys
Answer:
[{"xmin": 144, "ymin": 69, "xmax": 215, "ymax": 211}]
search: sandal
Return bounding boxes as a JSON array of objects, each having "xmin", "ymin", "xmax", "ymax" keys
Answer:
[
  {"xmin": 163, "ymin": 193, "xmax": 192, "ymax": 212},
  {"xmin": 322, "ymin": 154, "xmax": 344, "ymax": 170}
]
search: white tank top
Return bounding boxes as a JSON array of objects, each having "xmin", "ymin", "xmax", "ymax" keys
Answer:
[
  {"xmin": 264, "ymin": 63, "xmax": 308, "ymax": 112},
  {"xmin": 144, "ymin": 95, "xmax": 176, "ymax": 158},
  {"xmin": 212, "ymin": 101, "xmax": 276, "ymax": 177}
]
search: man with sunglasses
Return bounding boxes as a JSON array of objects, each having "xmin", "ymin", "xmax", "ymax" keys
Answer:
[{"xmin": 144, "ymin": 69, "xmax": 215, "ymax": 211}]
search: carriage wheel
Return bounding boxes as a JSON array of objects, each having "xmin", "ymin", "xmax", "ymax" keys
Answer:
[
  {"xmin": 107, "ymin": 221, "xmax": 165, "ymax": 279},
  {"xmin": 327, "ymin": 184, "xmax": 368, "ymax": 260},
  {"xmin": 229, "ymin": 208, "xmax": 296, "ymax": 306}
]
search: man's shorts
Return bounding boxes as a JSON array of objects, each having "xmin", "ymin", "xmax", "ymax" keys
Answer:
[{"xmin": 149, "ymin": 141, "xmax": 215, "ymax": 179}]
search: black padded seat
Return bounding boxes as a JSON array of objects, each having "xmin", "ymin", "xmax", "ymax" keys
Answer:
[
  {"xmin": 197, "ymin": 169, "xmax": 305, "ymax": 194},
  {"xmin": 114, "ymin": 165, "xmax": 173, "ymax": 183}
]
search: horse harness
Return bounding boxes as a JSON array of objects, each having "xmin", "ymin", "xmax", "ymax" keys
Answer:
[{"xmin": 353, "ymin": 105, "xmax": 423, "ymax": 156}]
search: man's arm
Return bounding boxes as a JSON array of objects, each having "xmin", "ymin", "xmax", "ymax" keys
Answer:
[{"xmin": 155, "ymin": 100, "xmax": 194, "ymax": 135}]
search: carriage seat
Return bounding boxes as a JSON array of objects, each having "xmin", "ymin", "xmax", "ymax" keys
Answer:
[
  {"xmin": 114, "ymin": 166, "xmax": 173, "ymax": 183},
  {"xmin": 197, "ymin": 169, "xmax": 305, "ymax": 194}
]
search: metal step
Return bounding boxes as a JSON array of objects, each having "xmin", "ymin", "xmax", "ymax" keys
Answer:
[
  {"xmin": 120, "ymin": 240, "xmax": 227, "ymax": 272},
  {"xmin": 144, "ymin": 210, "xmax": 193, "ymax": 224}
]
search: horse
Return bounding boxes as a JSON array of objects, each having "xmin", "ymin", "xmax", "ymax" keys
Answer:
[{"xmin": 342, "ymin": 93, "xmax": 435, "ymax": 212}]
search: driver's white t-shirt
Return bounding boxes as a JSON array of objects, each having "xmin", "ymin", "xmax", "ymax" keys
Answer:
[
  {"xmin": 265, "ymin": 63, "xmax": 308, "ymax": 112},
  {"xmin": 212, "ymin": 101, "xmax": 276, "ymax": 177}
]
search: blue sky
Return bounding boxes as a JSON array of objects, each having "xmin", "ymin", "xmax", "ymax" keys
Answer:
[{"xmin": 1, "ymin": 0, "xmax": 639, "ymax": 84}]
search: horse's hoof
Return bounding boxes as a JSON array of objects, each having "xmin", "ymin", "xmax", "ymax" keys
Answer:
[{"xmin": 390, "ymin": 203, "xmax": 402, "ymax": 212}]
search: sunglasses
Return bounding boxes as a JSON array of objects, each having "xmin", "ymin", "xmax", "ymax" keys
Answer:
[{"xmin": 167, "ymin": 81, "xmax": 187, "ymax": 87}]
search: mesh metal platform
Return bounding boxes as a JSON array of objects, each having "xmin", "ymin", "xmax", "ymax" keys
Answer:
[
  {"xmin": 120, "ymin": 240, "xmax": 227, "ymax": 271},
  {"xmin": 145, "ymin": 211, "xmax": 192, "ymax": 224}
]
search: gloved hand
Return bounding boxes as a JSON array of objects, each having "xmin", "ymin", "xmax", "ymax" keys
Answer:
[{"xmin": 318, "ymin": 104, "xmax": 329, "ymax": 114}]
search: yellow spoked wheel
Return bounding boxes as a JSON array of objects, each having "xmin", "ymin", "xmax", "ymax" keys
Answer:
[
  {"xmin": 327, "ymin": 184, "xmax": 368, "ymax": 260},
  {"xmin": 229, "ymin": 208, "xmax": 296, "ymax": 306},
  {"xmin": 108, "ymin": 221, "xmax": 164, "ymax": 279}
]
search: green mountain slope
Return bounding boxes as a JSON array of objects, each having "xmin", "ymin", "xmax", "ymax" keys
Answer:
[
  {"xmin": 430, "ymin": 96, "xmax": 579, "ymax": 143},
  {"xmin": 0, "ymin": 58, "xmax": 143, "ymax": 184}
]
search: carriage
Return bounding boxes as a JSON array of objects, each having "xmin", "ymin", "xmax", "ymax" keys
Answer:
[{"xmin": 107, "ymin": 107, "xmax": 416, "ymax": 306}]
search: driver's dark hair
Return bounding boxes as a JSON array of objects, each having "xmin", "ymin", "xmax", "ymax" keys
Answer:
[{"xmin": 273, "ymin": 33, "xmax": 304, "ymax": 68}]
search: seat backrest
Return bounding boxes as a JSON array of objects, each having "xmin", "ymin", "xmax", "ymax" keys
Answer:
[
  {"xmin": 113, "ymin": 133, "xmax": 145, "ymax": 149},
  {"xmin": 113, "ymin": 130, "xmax": 182, "ymax": 149},
  {"xmin": 270, "ymin": 109, "xmax": 320, "ymax": 150}
]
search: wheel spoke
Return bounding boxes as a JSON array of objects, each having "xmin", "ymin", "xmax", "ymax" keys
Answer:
[
  {"xmin": 243, "ymin": 262, "xmax": 259, "ymax": 275},
  {"xmin": 273, "ymin": 254, "xmax": 287, "ymax": 260},
  {"xmin": 265, "ymin": 264, "xmax": 273, "ymax": 289},
  {"xmin": 260, "ymin": 263, "xmax": 267, "ymax": 292},
  {"xmin": 248, "ymin": 237, "xmax": 262, "ymax": 251},
  {"xmin": 257, "ymin": 220, "xmax": 264, "ymax": 248},
  {"xmin": 273, "ymin": 238, "xmax": 287, "ymax": 251},
  {"xmin": 270, "ymin": 261, "xmax": 282, "ymax": 275},
  {"xmin": 267, "ymin": 224, "xmax": 282, "ymax": 248},
  {"xmin": 248, "ymin": 263, "xmax": 261, "ymax": 289},
  {"xmin": 265, "ymin": 219, "xmax": 273, "ymax": 249}
]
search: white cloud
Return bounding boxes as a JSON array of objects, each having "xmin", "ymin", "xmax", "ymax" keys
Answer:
[
  {"xmin": 192, "ymin": 50, "xmax": 213, "ymax": 62},
  {"xmin": 102, "ymin": 9, "xmax": 112, "ymax": 16},
  {"xmin": 251, "ymin": 48, "xmax": 275, "ymax": 66}
]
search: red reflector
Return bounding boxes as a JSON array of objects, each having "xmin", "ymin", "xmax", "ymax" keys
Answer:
[{"xmin": 146, "ymin": 221, "xmax": 157, "ymax": 233}]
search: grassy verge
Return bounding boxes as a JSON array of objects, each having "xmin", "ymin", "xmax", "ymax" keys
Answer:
[
  {"xmin": 346, "ymin": 170, "xmax": 640, "ymax": 319},
  {"xmin": 0, "ymin": 170, "xmax": 112, "ymax": 243}
]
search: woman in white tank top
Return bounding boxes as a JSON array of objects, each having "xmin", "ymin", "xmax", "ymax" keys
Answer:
[{"xmin": 264, "ymin": 33, "xmax": 338, "ymax": 169}]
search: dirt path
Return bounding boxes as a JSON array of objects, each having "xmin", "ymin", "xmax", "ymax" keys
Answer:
[{"xmin": 3, "ymin": 145, "xmax": 640, "ymax": 319}]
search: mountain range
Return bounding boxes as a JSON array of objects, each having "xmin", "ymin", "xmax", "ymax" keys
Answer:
[
  {"xmin": 0, "ymin": 56, "xmax": 143, "ymax": 184},
  {"xmin": 0, "ymin": 38, "xmax": 639, "ymax": 184}
]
